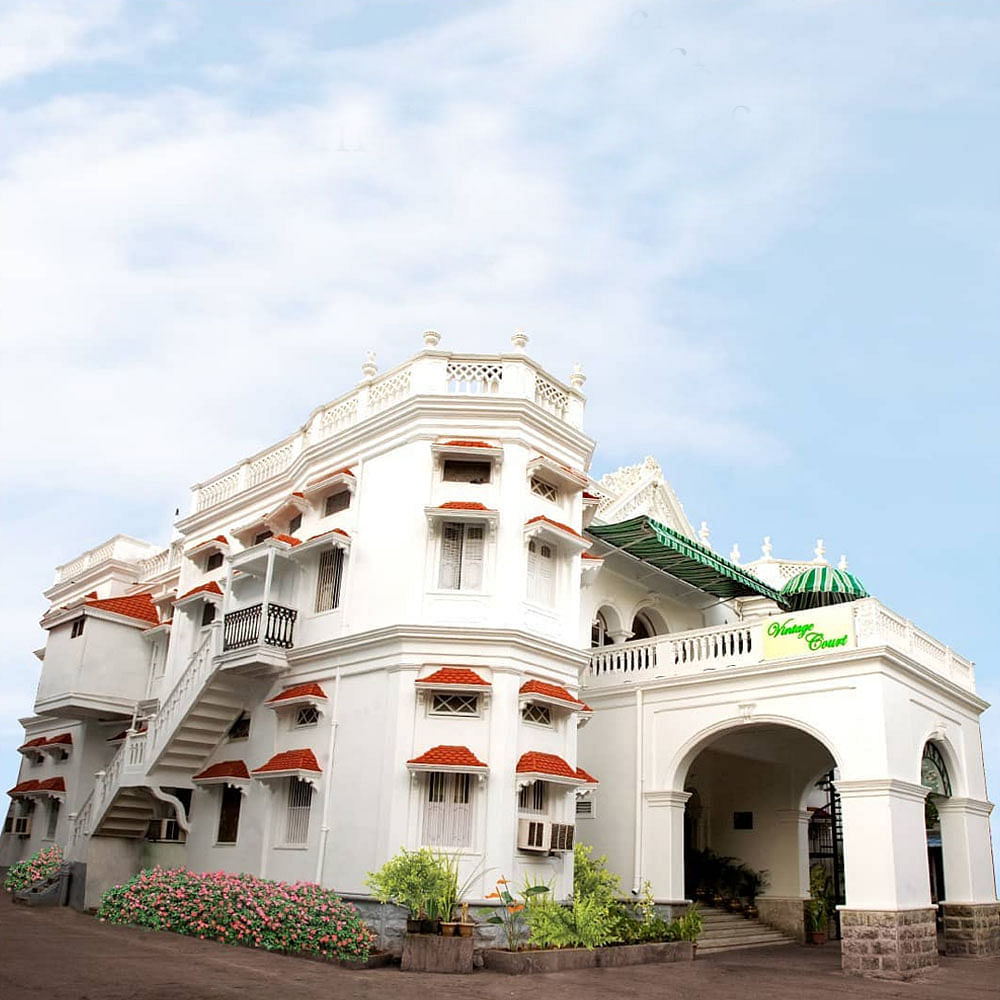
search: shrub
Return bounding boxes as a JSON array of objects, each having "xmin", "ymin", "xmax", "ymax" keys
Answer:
[
  {"xmin": 4, "ymin": 845, "xmax": 62, "ymax": 892},
  {"xmin": 364, "ymin": 847, "xmax": 455, "ymax": 920},
  {"xmin": 96, "ymin": 867, "xmax": 376, "ymax": 962}
]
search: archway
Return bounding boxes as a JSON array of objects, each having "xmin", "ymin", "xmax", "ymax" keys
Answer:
[{"xmin": 921, "ymin": 741, "xmax": 952, "ymax": 917}]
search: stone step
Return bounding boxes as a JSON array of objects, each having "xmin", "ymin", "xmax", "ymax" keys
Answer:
[
  {"xmin": 699, "ymin": 938, "xmax": 796, "ymax": 955},
  {"xmin": 700, "ymin": 924, "xmax": 790, "ymax": 940}
]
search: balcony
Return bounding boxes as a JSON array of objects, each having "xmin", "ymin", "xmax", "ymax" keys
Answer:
[
  {"xmin": 584, "ymin": 598, "xmax": 975, "ymax": 694},
  {"xmin": 219, "ymin": 602, "xmax": 298, "ymax": 675}
]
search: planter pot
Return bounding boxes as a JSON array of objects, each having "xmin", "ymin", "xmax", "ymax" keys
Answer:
[
  {"xmin": 744, "ymin": 905, "xmax": 758, "ymax": 920},
  {"xmin": 457, "ymin": 922, "xmax": 475, "ymax": 938},
  {"xmin": 712, "ymin": 894, "xmax": 725, "ymax": 909},
  {"xmin": 406, "ymin": 918, "xmax": 422, "ymax": 934},
  {"xmin": 728, "ymin": 900, "xmax": 744, "ymax": 914},
  {"xmin": 484, "ymin": 941, "xmax": 694, "ymax": 975},
  {"xmin": 440, "ymin": 922, "xmax": 459, "ymax": 938},
  {"xmin": 809, "ymin": 931, "xmax": 827, "ymax": 946},
  {"xmin": 419, "ymin": 919, "xmax": 441, "ymax": 935},
  {"xmin": 401, "ymin": 934, "xmax": 474, "ymax": 974}
]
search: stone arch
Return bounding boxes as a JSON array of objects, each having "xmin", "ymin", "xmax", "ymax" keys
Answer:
[
  {"xmin": 628, "ymin": 600, "xmax": 670, "ymax": 638},
  {"xmin": 918, "ymin": 733, "xmax": 963, "ymax": 798},
  {"xmin": 591, "ymin": 602, "xmax": 624, "ymax": 645}
]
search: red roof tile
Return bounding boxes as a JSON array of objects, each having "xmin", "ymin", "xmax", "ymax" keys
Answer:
[
  {"xmin": 519, "ymin": 680, "xmax": 591, "ymax": 711},
  {"xmin": 306, "ymin": 528, "xmax": 351, "ymax": 542},
  {"xmin": 193, "ymin": 760, "xmax": 251, "ymax": 781},
  {"xmin": 85, "ymin": 592, "xmax": 160, "ymax": 625},
  {"xmin": 307, "ymin": 467, "xmax": 355, "ymax": 486},
  {"xmin": 575, "ymin": 766, "xmax": 599, "ymax": 784},
  {"xmin": 46, "ymin": 733, "xmax": 73, "ymax": 747},
  {"xmin": 516, "ymin": 751, "xmax": 579, "ymax": 780},
  {"xmin": 407, "ymin": 745, "xmax": 488, "ymax": 769},
  {"xmin": 8, "ymin": 780, "xmax": 42, "ymax": 796},
  {"xmin": 272, "ymin": 533, "xmax": 302, "ymax": 546},
  {"xmin": 582, "ymin": 492, "xmax": 599, "ymax": 501},
  {"xmin": 85, "ymin": 591, "xmax": 98, "ymax": 599},
  {"xmin": 438, "ymin": 501, "xmax": 491, "ymax": 511},
  {"xmin": 441, "ymin": 440, "xmax": 495, "ymax": 449},
  {"xmin": 292, "ymin": 492, "xmax": 304, "ymax": 498},
  {"xmin": 252, "ymin": 748, "xmax": 322, "ymax": 774},
  {"xmin": 416, "ymin": 668, "xmax": 491, "ymax": 688},
  {"xmin": 581, "ymin": 552, "xmax": 603, "ymax": 560},
  {"xmin": 18, "ymin": 737, "xmax": 47, "ymax": 751},
  {"xmin": 267, "ymin": 682, "xmax": 327, "ymax": 704},
  {"xmin": 176, "ymin": 581, "xmax": 223, "ymax": 602},
  {"xmin": 525, "ymin": 514, "xmax": 582, "ymax": 539},
  {"xmin": 37, "ymin": 777, "xmax": 66, "ymax": 793}
]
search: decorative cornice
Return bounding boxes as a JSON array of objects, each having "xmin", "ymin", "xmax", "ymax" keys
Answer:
[
  {"xmin": 834, "ymin": 778, "xmax": 930, "ymax": 803},
  {"xmin": 643, "ymin": 789, "xmax": 691, "ymax": 808},
  {"xmin": 935, "ymin": 797, "xmax": 993, "ymax": 817}
]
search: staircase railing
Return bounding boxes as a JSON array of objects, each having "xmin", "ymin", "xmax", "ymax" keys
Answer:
[{"xmin": 147, "ymin": 623, "xmax": 221, "ymax": 766}]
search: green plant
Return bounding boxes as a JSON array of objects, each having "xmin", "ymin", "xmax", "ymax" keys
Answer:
[
  {"xmin": 676, "ymin": 905, "xmax": 703, "ymax": 942},
  {"xmin": 740, "ymin": 866, "xmax": 769, "ymax": 904},
  {"xmin": 364, "ymin": 847, "xmax": 452, "ymax": 920},
  {"xmin": 483, "ymin": 875, "xmax": 549, "ymax": 950},
  {"xmin": 4, "ymin": 845, "xmax": 62, "ymax": 892},
  {"xmin": 634, "ymin": 879, "xmax": 657, "ymax": 924},
  {"xmin": 806, "ymin": 864, "xmax": 833, "ymax": 933},
  {"xmin": 435, "ymin": 851, "xmax": 491, "ymax": 921},
  {"xmin": 573, "ymin": 843, "xmax": 620, "ymax": 904}
]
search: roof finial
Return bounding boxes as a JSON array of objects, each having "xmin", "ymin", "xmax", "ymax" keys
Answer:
[
  {"xmin": 729, "ymin": 543, "xmax": 741, "ymax": 564},
  {"xmin": 422, "ymin": 330, "xmax": 441, "ymax": 348},
  {"xmin": 569, "ymin": 362, "xmax": 586, "ymax": 390},
  {"xmin": 361, "ymin": 350, "xmax": 378, "ymax": 379},
  {"xmin": 813, "ymin": 538, "xmax": 826, "ymax": 563},
  {"xmin": 761, "ymin": 536, "xmax": 772, "ymax": 559},
  {"xmin": 511, "ymin": 329, "xmax": 529, "ymax": 351},
  {"xmin": 698, "ymin": 521, "xmax": 710, "ymax": 546},
  {"xmin": 838, "ymin": 554, "xmax": 848, "ymax": 571}
]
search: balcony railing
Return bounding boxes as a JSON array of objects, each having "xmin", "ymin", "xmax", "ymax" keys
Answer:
[{"xmin": 223, "ymin": 603, "xmax": 298, "ymax": 651}]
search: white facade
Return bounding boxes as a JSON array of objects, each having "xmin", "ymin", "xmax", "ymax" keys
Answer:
[{"xmin": 3, "ymin": 331, "xmax": 996, "ymax": 970}]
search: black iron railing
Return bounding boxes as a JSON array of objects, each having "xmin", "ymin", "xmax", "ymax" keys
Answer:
[{"xmin": 223, "ymin": 603, "xmax": 298, "ymax": 651}]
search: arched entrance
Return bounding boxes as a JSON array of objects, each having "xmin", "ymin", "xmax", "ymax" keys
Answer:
[
  {"xmin": 679, "ymin": 722, "xmax": 838, "ymax": 938},
  {"xmin": 921, "ymin": 741, "xmax": 952, "ymax": 916}
]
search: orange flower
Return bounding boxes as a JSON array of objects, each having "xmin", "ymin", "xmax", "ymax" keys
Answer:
[
  {"xmin": 485, "ymin": 891, "xmax": 500, "ymax": 900},
  {"xmin": 496, "ymin": 877, "xmax": 509, "ymax": 885},
  {"xmin": 507, "ymin": 904, "xmax": 524, "ymax": 914}
]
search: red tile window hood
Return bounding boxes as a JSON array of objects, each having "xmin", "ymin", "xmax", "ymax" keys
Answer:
[
  {"xmin": 266, "ymin": 682, "xmax": 327, "ymax": 710},
  {"xmin": 193, "ymin": 760, "xmax": 251, "ymax": 784},
  {"xmin": 84, "ymin": 592, "xmax": 161, "ymax": 625},
  {"xmin": 519, "ymin": 680, "xmax": 592, "ymax": 713},
  {"xmin": 516, "ymin": 751, "xmax": 590, "ymax": 786},
  {"xmin": 415, "ymin": 668, "xmax": 491, "ymax": 689},
  {"xmin": 406, "ymin": 745, "xmax": 488, "ymax": 773},
  {"xmin": 252, "ymin": 748, "xmax": 322, "ymax": 781}
]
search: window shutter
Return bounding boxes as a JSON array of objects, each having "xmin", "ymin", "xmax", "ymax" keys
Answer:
[
  {"xmin": 315, "ymin": 547, "xmax": 344, "ymax": 611},
  {"xmin": 539, "ymin": 544, "xmax": 555, "ymax": 605},
  {"xmin": 423, "ymin": 772, "xmax": 447, "ymax": 845},
  {"xmin": 526, "ymin": 540, "xmax": 538, "ymax": 602},
  {"xmin": 461, "ymin": 525, "xmax": 485, "ymax": 590},
  {"xmin": 438, "ymin": 523, "xmax": 464, "ymax": 589}
]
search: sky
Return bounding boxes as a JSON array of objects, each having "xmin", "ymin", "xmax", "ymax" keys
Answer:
[{"xmin": 1, "ymin": 0, "xmax": 998, "ymax": 883}]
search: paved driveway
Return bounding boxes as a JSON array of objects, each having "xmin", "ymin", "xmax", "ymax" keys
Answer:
[{"xmin": 3, "ymin": 898, "xmax": 998, "ymax": 1000}]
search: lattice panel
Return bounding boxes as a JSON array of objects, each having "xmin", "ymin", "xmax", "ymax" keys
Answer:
[
  {"xmin": 196, "ymin": 470, "xmax": 241, "ymax": 511},
  {"xmin": 318, "ymin": 397, "xmax": 358, "ymax": 436},
  {"xmin": 534, "ymin": 375, "xmax": 569, "ymax": 415},
  {"xmin": 247, "ymin": 443, "xmax": 295, "ymax": 488},
  {"xmin": 446, "ymin": 361, "xmax": 503, "ymax": 394},
  {"xmin": 368, "ymin": 368, "xmax": 412, "ymax": 410}
]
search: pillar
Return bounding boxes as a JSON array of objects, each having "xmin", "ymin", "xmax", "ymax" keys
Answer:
[
  {"xmin": 937, "ymin": 797, "xmax": 1000, "ymax": 956},
  {"xmin": 641, "ymin": 790, "xmax": 690, "ymax": 902},
  {"xmin": 835, "ymin": 778, "xmax": 938, "ymax": 978}
]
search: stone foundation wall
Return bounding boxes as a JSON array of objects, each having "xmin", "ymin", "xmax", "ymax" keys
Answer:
[
  {"xmin": 756, "ymin": 897, "xmax": 806, "ymax": 943},
  {"xmin": 941, "ymin": 903, "xmax": 1000, "ymax": 957},
  {"xmin": 840, "ymin": 908, "xmax": 938, "ymax": 978}
]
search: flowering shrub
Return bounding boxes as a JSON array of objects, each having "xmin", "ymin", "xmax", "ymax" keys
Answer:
[
  {"xmin": 97, "ymin": 867, "xmax": 376, "ymax": 962},
  {"xmin": 4, "ymin": 845, "xmax": 63, "ymax": 892}
]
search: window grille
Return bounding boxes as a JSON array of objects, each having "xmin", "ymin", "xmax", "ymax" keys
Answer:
[
  {"xmin": 422, "ymin": 772, "xmax": 473, "ymax": 847},
  {"xmin": 206, "ymin": 551, "xmax": 223, "ymax": 572},
  {"xmin": 518, "ymin": 782, "xmax": 546, "ymax": 813},
  {"xmin": 71, "ymin": 618, "xmax": 85, "ymax": 639},
  {"xmin": 295, "ymin": 705, "xmax": 320, "ymax": 727},
  {"xmin": 324, "ymin": 490, "xmax": 350, "ymax": 516},
  {"xmin": 431, "ymin": 693, "xmax": 480, "ymax": 716},
  {"xmin": 521, "ymin": 702, "xmax": 552, "ymax": 726},
  {"xmin": 217, "ymin": 784, "xmax": 242, "ymax": 844},
  {"xmin": 315, "ymin": 547, "xmax": 345, "ymax": 612},
  {"xmin": 288, "ymin": 513, "xmax": 302, "ymax": 535},
  {"xmin": 227, "ymin": 713, "xmax": 250, "ymax": 741},
  {"xmin": 285, "ymin": 778, "xmax": 313, "ymax": 845},
  {"xmin": 443, "ymin": 459, "xmax": 492, "ymax": 484},
  {"xmin": 438, "ymin": 522, "xmax": 485, "ymax": 590},
  {"xmin": 46, "ymin": 799, "xmax": 60, "ymax": 839},
  {"xmin": 530, "ymin": 477, "xmax": 558, "ymax": 503},
  {"xmin": 526, "ymin": 540, "xmax": 555, "ymax": 605}
]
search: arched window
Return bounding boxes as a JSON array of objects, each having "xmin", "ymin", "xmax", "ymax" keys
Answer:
[
  {"xmin": 591, "ymin": 611, "xmax": 610, "ymax": 648},
  {"xmin": 921, "ymin": 742, "xmax": 952, "ymax": 797},
  {"xmin": 631, "ymin": 612, "xmax": 655, "ymax": 641}
]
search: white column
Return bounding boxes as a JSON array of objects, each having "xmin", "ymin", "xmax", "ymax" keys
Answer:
[
  {"xmin": 641, "ymin": 790, "xmax": 690, "ymax": 902},
  {"xmin": 937, "ymin": 797, "xmax": 997, "ymax": 903},
  {"xmin": 835, "ymin": 778, "xmax": 931, "ymax": 909},
  {"xmin": 773, "ymin": 808, "xmax": 812, "ymax": 897}
]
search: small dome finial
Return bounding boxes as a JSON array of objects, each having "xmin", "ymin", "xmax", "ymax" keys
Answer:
[
  {"xmin": 761, "ymin": 536, "xmax": 772, "ymax": 559},
  {"xmin": 361, "ymin": 350, "xmax": 378, "ymax": 378},
  {"xmin": 511, "ymin": 329, "xmax": 529, "ymax": 351},
  {"xmin": 838, "ymin": 554, "xmax": 848, "ymax": 571},
  {"xmin": 730, "ymin": 543, "xmax": 741, "ymax": 564},
  {"xmin": 698, "ymin": 521, "xmax": 710, "ymax": 546},
  {"xmin": 569, "ymin": 362, "xmax": 586, "ymax": 390},
  {"xmin": 814, "ymin": 538, "xmax": 826, "ymax": 563},
  {"xmin": 422, "ymin": 330, "xmax": 441, "ymax": 348}
]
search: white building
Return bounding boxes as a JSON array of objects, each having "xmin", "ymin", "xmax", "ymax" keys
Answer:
[{"xmin": 3, "ymin": 331, "xmax": 997, "ymax": 976}]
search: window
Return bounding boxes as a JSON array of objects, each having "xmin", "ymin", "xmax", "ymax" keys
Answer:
[
  {"xmin": 430, "ymin": 693, "xmax": 480, "ymax": 716},
  {"xmin": 518, "ymin": 782, "xmax": 547, "ymax": 813},
  {"xmin": 422, "ymin": 772, "xmax": 473, "ymax": 847},
  {"xmin": 591, "ymin": 612, "xmax": 611, "ymax": 648},
  {"xmin": 438, "ymin": 522, "xmax": 485, "ymax": 590},
  {"xmin": 205, "ymin": 551, "xmax": 224, "ymax": 572},
  {"xmin": 217, "ymin": 785, "xmax": 242, "ymax": 844},
  {"xmin": 324, "ymin": 490, "xmax": 350, "ymax": 517},
  {"xmin": 733, "ymin": 811, "xmax": 753, "ymax": 830},
  {"xmin": 631, "ymin": 612, "xmax": 655, "ymax": 641},
  {"xmin": 254, "ymin": 530, "xmax": 273, "ymax": 545},
  {"xmin": 315, "ymin": 547, "xmax": 345, "ymax": 612},
  {"xmin": 295, "ymin": 705, "xmax": 320, "ymax": 728},
  {"xmin": 288, "ymin": 513, "xmax": 302, "ymax": 536},
  {"xmin": 526, "ymin": 540, "xmax": 555, "ymax": 605},
  {"xmin": 530, "ymin": 477, "xmax": 558, "ymax": 503},
  {"xmin": 46, "ymin": 799, "xmax": 60, "ymax": 839},
  {"xmin": 442, "ymin": 459, "xmax": 491, "ymax": 484},
  {"xmin": 521, "ymin": 702, "xmax": 552, "ymax": 727},
  {"xmin": 201, "ymin": 602, "xmax": 216, "ymax": 627},
  {"xmin": 70, "ymin": 618, "xmax": 85, "ymax": 639},
  {"xmin": 227, "ymin": 712, "xmax": 250, "ymax": 741},
  {"xmin": 285, "ymin": 778, "xmax": 313, "ymax": 845}
]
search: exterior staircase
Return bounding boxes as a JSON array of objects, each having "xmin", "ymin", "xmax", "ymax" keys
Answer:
[
  {"xmin": 695, "ymin": 905, "xmax": 798, "ymax": 954},
  {"xmin": 94, "ymin": 787, "xmax": 157, "ymax": 838}
]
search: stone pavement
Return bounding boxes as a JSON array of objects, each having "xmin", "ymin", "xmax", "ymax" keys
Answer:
[{"xmin": 2, "ymin": 897, "xmax": 998, "ymax": 1000}]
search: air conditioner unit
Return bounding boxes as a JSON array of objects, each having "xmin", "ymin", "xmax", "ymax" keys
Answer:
[
  {"xmin": 13, "ymin": 816, "xmax": 32, "ymax": 837},
  {"xmin": 517, "ymin": 818, "xmax": 550, "ymax": 852},
  {"xmin": 550, "ymin": 822, "xmax": 575, "ymax": 852},
  {"xmin": 146, "ymin": 818, "xmax": 185, "ymax": 843}
]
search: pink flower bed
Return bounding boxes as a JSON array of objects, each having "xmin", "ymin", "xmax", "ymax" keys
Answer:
[
  {"xmin": 97, "ymin": 866, "xmax": 376, "ymax": 963},
  {"xmin": 4, "ymin": 845, "xmax": 62, "ymax": 891}
]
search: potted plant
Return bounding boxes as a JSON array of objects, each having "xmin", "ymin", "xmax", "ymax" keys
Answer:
[
  {"xmin": 805, "ymin": 864, "xmax": 833, "ymax": 944},
  {"xmin": 741, "ymin": 867, "xmax": 769, "ymax": 919},
  {"xmin": 723, "ymin": 863, "xmax": 747, "ymax": 913},
  {"xmin": 365, "ymin": 847, "xmax": 452, "ymax": 934}
]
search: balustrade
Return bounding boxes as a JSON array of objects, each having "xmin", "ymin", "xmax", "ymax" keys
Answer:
[{"xmin": 223, "ymin": 602, "xmax": 298, "ymax": 651}]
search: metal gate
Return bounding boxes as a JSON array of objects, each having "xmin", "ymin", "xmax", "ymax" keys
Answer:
[{"xmin": 807, "ymin": 771, "xmax": 845, "ymax": 938}]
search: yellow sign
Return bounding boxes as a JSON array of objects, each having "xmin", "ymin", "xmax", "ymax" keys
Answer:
[{"xmin": 761, "ymin": 604, "xmax": 856, "ymax": 661}]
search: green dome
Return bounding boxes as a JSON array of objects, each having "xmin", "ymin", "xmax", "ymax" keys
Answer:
[{"xmin": 780, "ymin": 566, "xmax": 868, "ymax": 611}]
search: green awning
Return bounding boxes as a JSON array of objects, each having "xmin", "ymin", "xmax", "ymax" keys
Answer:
[
  {"xmin": 586, "ymin": 516, "xmax": 783, "ymax": 604},
  {"xmin": 780, "ymin": 566, "xmax": 868, "ymax": 611}
]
